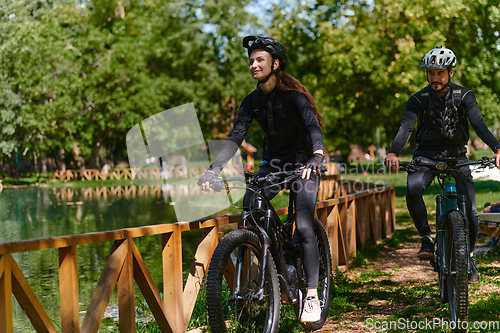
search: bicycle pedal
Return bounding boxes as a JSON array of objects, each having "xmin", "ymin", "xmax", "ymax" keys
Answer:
[{"xmin": 419, "ymin": 256, "xmax": 434, "ymax": 261}]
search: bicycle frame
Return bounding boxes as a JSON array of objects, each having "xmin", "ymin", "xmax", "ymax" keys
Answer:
[
  {"xmin": 218, "ymin": 167, "xmax": 326, "ymax": 306},
  {"xmin": 207, "ymin": 166, "xmax": 332, "ymax": 333},
  {"xmin": 434, "ymin": 173, "xmax": 470, "ymax": 277},
  {"xmin": 236, "ymin": 181, "xmax": 301, "ymax": 304},
  {"xmin": 400, "ymin": 156, "xmax": 495, "ymax": 307}
]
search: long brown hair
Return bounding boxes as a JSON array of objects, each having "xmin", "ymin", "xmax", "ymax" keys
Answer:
[{"xmin": 275, "ymin": 71, "xmax": 324, "ymax": 131}]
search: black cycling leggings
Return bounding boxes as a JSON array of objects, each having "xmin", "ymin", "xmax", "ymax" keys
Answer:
[
  {"xmin": 243, "ymin": 164, "xmax": 320, "ymax": 289},
  {"xmin": 406, "ymin": 156, "xmax": 478, "ymax": 251}
]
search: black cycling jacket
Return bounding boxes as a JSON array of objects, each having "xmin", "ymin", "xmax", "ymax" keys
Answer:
[
  {"xmin": 388, "ymin": 83, "xmax": 500, "ymax": 156},
  {"xmin": 209, "ymin": 86, "xmax": 323, "ymax": 173}
]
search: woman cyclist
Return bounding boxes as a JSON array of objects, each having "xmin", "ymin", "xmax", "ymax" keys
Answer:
[{"xmin": 198, "ymin": 36, "xmax": 325, "ymax": 322}]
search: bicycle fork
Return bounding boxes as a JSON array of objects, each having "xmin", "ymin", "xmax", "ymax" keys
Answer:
[
  {"xmin": 434, "ymin": 194, "xmax": 470, "ymax": 277},
  {"xmin": 233, "ymin": 211, "xmax": 272, "ymax": 303}
]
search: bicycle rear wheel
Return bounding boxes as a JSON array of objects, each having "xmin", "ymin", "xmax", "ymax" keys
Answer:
[
  {"xmin": 293, "ymin": 218, "xmax": 333, "ymax": 331},
  {"xmin": 206, "ymin": 228, "xmax": 281, "ymax": 333},
  {"xmin": 445, "ymin": 210, "xmax": 468, "ymax": 331}
]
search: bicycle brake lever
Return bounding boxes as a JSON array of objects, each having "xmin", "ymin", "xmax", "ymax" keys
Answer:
[
  {"xmin": 211, "ymin": 178, "xmax": 225, "ymax": 192},
  {"xmin": 481, "ymin": 156, "xmax": 495, "ymax": 168},
  {"xmin": 266, "ymin": 174, "xmax": 276, "ymax": 182}
]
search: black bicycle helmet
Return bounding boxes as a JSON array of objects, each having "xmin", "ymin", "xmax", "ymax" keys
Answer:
[{"xmin": 243, "ymin": 36, "xmax": 288, "ymax": 84}]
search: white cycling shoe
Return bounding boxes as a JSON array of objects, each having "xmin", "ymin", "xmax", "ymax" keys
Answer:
[{"xmin": 300, "ymin": 296, "xmax": 322, "ymax": 322}]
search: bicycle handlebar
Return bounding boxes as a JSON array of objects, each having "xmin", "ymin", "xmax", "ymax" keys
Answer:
[
  {"xmin": 209, "ymin": 165, "xmax": 329, "ymax": 191},
  {"xmin": 399, "ymin": 157, "xmax": 496, "ymax": 174}
]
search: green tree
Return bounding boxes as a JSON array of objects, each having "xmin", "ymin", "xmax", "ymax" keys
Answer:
[
  {"xmin": 0, "ymin": 0, "xmax": 79, "ymax": 179},
  {"xmin": 270, "ymin": 0, "xmax": 500, "ymax": 158},
  {"xmin": 0, "ymin": 0, "xmax": 260, "ymax": 175}
]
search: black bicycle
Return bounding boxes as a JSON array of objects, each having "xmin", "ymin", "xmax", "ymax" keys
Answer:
[
  {"xmin": 205, "ymin": 167, "xmax": 333, "ymax": 333},
  {"xmin": 400, "ymin": 157, "xmax": 496, "ymax": 331}
]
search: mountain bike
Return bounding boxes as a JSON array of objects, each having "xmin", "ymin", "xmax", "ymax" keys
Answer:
[
  {"xmin": 205, "ymin": 167, "xmax": 333, "ymax": 333},
  {"xmin": 400, "ymin": 156, "xmax": 496, "ymax": 332}
]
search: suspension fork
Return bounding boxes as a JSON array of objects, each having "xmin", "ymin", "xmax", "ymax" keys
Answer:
[
  {"xmin": 233, "ymin": 210, "xmax": 272, "ymax": 302},
  {"xmin": 252, "ymin": 210, "xmax": 273, "ymax": 301},
  {"xmin": 459, "ymin": 194, "xmax": 472, "ymax": 272},
  {"xmin": 436, "ymin": 195, "xmax": 446, "ymax": 273}
]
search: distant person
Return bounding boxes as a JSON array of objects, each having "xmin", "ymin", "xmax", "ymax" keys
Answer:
[
  {"xmin": 197, "ymin": 36, "xmax": 326, "ymax": 322},
  {"xmin": 484, "ymin": 201, "xmax": 500, "ymax": 213},
  {"xmin": 103, "ymin": 163, "xmax": 110, "ymax": 175},
  {"xmin": 385, "ymin": 46, "xmax": 500, "ymax": 284},
  {"xmin": 483, "ymin": 202, "xmax": 500, "ymax": 247}
]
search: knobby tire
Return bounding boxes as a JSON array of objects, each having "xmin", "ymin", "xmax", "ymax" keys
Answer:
[
  {"xmin": 206, "ymin": 229, "xmax": 280, "ymax": 333},
  {"xmin": 445, "ymin": 210, "xmax": 468, "ymax": 332},
  {"xmin": 293, "ymin": 218, "xmax": 333, "ymax": 331},
  {"xmin": 437, "ymin": 239, "xmax": 449, "ymax": 304}
]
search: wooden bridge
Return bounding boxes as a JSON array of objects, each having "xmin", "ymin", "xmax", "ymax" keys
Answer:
[
  {"xmin": 478, "ymin": 213, "xmax": 500, "ymax": 238},
  {"xmin": 0, "ymin": 173, "xmax": 395, "ymax": 333}
]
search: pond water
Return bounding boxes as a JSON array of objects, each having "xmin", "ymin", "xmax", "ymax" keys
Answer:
[{"xmin": 0, "ymin": 185, "xmax": 208, "ymax": 332}]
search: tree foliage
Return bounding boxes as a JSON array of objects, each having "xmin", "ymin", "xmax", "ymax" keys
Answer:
[
  {"xmin": 1, "ymin": 0, "xmax": 499, "ymax": 176},
  {"xmin": 0, "ymin": 0, "xmax": 256, "ymax": 174},
  {"xmin": 268, "ymin": 0, "xmax": 500, "ymax": 156}
]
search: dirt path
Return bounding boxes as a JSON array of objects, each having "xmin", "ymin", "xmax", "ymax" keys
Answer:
[
  {"xmin": 315, "ymin": 229, "xmax": 500, "ymax": 333},
  {"xmin": 319, "ymin": 240, "xmax": 439, "ymax": 332}
]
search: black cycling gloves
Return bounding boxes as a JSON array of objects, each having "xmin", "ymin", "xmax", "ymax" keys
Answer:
[
  {"xmin": 305, "ymin": 153, "xmax": 324, "ymax": 172},
  {"xmin": 197, "ymin": 140, "xmax": 239, "ymax": 186},
  {"xmin": 197, "ymin": 170, "xmax": 217, "ymax": 186}
]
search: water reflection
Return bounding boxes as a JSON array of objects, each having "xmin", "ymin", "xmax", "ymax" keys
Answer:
[
  {"xmin": 0, "ymin": 186, "xmax": 179, "ymax": 243},
  {"xmin": 1, "ymin": 185, "xmax": 205, "ymax": 332}
]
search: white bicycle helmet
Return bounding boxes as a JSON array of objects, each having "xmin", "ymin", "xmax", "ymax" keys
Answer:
[{"xmin": 421, "ymin": 46, "xmax": 456, "ymax": 69}]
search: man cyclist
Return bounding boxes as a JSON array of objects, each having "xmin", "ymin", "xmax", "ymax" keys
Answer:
[{"xmin": 385, "ymin": 46, "xmax": 500, "ymax": 284}]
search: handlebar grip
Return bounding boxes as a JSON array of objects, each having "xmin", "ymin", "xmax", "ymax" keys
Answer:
[{"xmin": 212, "ymin": 182, "xmax": 225, "ymax": 192}]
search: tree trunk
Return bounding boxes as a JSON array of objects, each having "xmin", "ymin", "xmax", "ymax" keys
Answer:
[
  {"xmin": 72, "ymin": 144, "xmax": 85, "ymax": 171},
  {"xmin": 58, "ymin": 148, "xmax": 66, "ymax": 173},
  {"xmin": 87, "ymin": 142, "xmax": 101, "ymax": 169},
  {"xmin": 10, "ymin": 154, "xmax": 19, "ymax": 185},
  {"xmin": 87, "ymin": 129, "xmax": 110, "ymax": 169},
  {"xmin": 41, "ymin": 153, "xmax": 48, "ymax": 174},
  {"xmin": 34, "ymin": 150, "xmax": 41, "ymax": 182}
]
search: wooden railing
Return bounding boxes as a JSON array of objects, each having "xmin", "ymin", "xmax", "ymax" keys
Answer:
[
  {"xmin": 478, "ymin": 213, "xmax": 500, "ymax": 237},
  {"xmin": 0, "ymin": 176, "xmax": 395, "ymax": 333},
  {"xmin": 51, "ymin": 163, "xmax": 340, "ymax": 182}
]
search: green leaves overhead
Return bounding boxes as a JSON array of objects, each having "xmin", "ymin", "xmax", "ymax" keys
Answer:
[
  {"xmin": 1, "ymin": 0, "xmax": 499, "ymax": 173},
  {"xmin": 0, "ymin": 0, "xmax": 255, "ymax": 170},
  {"xmin": 268, "ymin": 0, "xmax": 500, "ymax": 155}
]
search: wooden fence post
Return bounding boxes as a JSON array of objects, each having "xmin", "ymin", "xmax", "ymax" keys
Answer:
[
  {"xmin": 118, "ymin": 237, "xmax": 135, "ymax": 333},
  {"xmin": 163, "ymin": 225, "xmax": 183, "ymax": 333},
  {"xmin": 0, "ymin": 254, "xmax": 13, "ymax": 332},
  {"xmin": 59, "ymin": 246, "xmax": 80, "ymax": 333}
]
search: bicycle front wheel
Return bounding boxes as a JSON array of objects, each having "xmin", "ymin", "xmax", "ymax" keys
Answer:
[
  {"xmin": 293, "ymin": 217, "xmax": 333, "ymax": 331},
  {"xmin": 445, "ymin": 210, "xmax": 468, "ymax": 331},
  {"xmin": 206, "ymin": 228, "xmax": 281, "ymax": 333}
]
